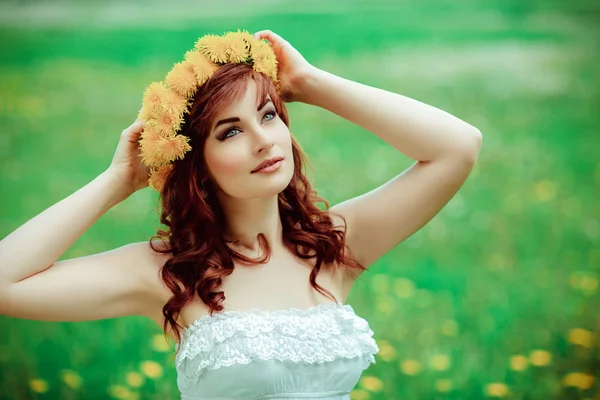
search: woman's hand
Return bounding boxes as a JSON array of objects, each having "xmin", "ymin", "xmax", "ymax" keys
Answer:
[
  {"xmin": 105, "ymin": 118, "xmax": 151, "ymax": 198},
  {"xmin": 253, "ymin": 30, "xmax": 317, "ymax": 103}
]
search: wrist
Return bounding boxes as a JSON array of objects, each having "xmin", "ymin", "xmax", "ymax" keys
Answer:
[
  {"xmin": 97, "ymin": 170, "xmax": 133, "ymax": 206},
  {"xmin": 291, "ymin": 66, "xmax": 326, "ymax": 105}
]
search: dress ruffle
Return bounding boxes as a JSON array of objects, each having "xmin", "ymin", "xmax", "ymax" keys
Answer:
[{"xmin": 175, "ymin": 303, "xmax": 379, "ymax": 389}]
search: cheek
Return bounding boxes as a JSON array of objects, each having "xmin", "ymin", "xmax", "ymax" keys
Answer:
[
  {"xmin": 214, "ymin": 158, "xmax": 244, "ymax": 176},
  {"xmin": 205, "ymin": 148, "xmax": 247, "ymax": 180}
]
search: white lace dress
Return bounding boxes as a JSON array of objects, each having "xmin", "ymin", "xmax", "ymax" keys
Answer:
[{"xmin": 175, "ymin": 302, "xmax": 379, "ymax": 399}]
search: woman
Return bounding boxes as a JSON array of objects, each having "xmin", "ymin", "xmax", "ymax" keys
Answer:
[{"xmin": 0, "ymin": 30, "xmax": 482, "ymax": 398}]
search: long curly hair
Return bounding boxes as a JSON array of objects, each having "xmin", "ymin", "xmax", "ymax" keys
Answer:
[{"xmin": 148, "ymin": 63, "xmax": 366, "ymax": 355}]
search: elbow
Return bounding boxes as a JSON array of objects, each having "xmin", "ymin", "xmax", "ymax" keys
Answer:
[{"xmin": 457, "ymin": 127, "xmax": 482, "ymax": 163}]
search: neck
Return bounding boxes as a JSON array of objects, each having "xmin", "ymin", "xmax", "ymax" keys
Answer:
[{"xmin": 218, "ymin": 194, "xmax": 283, "ymax": 256}]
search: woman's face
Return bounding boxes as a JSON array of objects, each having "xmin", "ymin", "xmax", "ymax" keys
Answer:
[{"xmin": 203, "ymin": 78, "xmax": 294, "ymax": 199}]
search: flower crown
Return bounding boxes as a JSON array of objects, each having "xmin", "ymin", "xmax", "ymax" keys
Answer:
[{"xmin": 137, "ymin": 30, "xmax": 279, "ymax": 192}]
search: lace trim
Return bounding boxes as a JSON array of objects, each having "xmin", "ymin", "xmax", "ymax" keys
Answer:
[{"xmin": 175, "ymin": 303, "xmax": 379, "ymax": 388}]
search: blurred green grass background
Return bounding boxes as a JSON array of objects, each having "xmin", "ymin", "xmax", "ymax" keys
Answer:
[{"xmin": 1, "ymin": 0, "xmax": 599, "ymax": 399}]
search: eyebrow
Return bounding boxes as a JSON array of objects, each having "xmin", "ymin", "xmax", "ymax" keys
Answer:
[{"xmin": 213, "ymin": 97, "xmax": 273, "ymax": 130}]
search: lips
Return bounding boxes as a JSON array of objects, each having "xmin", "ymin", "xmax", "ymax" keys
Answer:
[{"xmin": 252, "ymin": 156, "xmax": 284, "ymax": 173}]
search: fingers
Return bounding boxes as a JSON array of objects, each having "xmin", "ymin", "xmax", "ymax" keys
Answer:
[
  {"xmin": 254, "ymin": 29, "xmax": 288, "ymax": 45},
  {"xmin": 122, "ymin": 120, "xmax": 144, "ymax": 144}
]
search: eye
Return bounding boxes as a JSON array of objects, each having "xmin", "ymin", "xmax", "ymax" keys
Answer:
[
  {"xmin": 262, "ymin": 110, "xmax": 276, "ymax": 122},
  {"xmin": 223, "ymin": 128, "xmax": 240, "ymax": 139},
  {"xmin": 219, "ymin": 110, "xmax": 277, "ymax": 141}
]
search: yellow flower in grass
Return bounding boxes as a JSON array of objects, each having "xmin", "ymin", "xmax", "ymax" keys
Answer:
[
  {"xmin": 562, "ymin": 372, "xmax": 595, "ymax": 390},
  {"xmin": 184, "ymin": 50, "xmax": 219, "ymax": 85},
  {"xmin": 441, "ymin": 319, "xmax": 458, "ymax": 336},
  {"xmin": 152, "ymin": 333, "xmax": 171, "ymax": 352},
  {"xmin": 349, "ymin": 389, "xmax": 370, "ymax": 400},
  {"xmin": 435, "ymin": 379, "xmax": 452, "ymax": 393},
  {"xmin": 140, "ymin": 360, "xmax": 163, "ymax": 379},
  {"xmin": 107, "ymin": 384, "xmax": 132, "ymax": 399},
  {"xmin": 29, "ymin": 378, "xmax": 49, "ymax": 393},
  {"xmin": 430, "ymin": 354, "xmax": 451, "ymax": 371},
  {"xmin": 509, "ymin": 355, "xmax": 528, "ymax": 371},
  {"xmin": 485, "ymin": 382, "xmax": 509, "ymax": 397},
  {"xmin": 375, "ymin": 339, "xmax": 396, "ymax": 362},
  {"xmin": 359, "ymin": 375, "xmax": 383, "ymax": 392},
  {"xmin": 195, "ymin": 34, "xmax": 229, "ymax": 63},
  {"xmin": 529, "ymin": 350, "xmax": 552, "ymax": 367},
  {"xmin": 125, "ymin": 372, "xmax": 144, "ymax": 388},
  {"xmin": 165, "ymin": 61, "xmax": 199, "ymax": 98},
  {"xmin": 149, "ymin": 164, "xmax": 174, "ymax": 192},
  {"xmin": 60, "ymin": 369, "xmax": 83, "ymax": 389},
  {"xmin": 400, "ymin": 359, "xmax": 421, "ymax": 375},
  {"xmin": 393, "ymin": 277, "xmax": 415, "ymax": 298},
  {"xmin": 568, "ymin": 328, "xmax": 595, "ymax": 348}
]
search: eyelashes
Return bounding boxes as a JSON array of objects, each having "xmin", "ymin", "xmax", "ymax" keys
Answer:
[{"xmin": 218, "ymin": 109, "xmax": 277, "ymax": 141}]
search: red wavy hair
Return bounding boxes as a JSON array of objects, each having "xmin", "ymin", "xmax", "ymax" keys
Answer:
[{"xmin": 148, "ymin": 63, "xmax": 365, "ymax": 355}]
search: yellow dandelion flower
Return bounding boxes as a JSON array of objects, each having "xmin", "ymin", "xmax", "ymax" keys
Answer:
[
  {"xmin": 568, "ymin": 328, "xmax": 595, "ymax": 348},
  {"xmin": 142, "ymin": 82, "xmax": 170, "ymax": 113},
  {"xmin": 29, "ymin": 378, "xmax": 49, "ymax": 393},
  {"xmin": 148, "ymin": 108, "xmax": 184, "ymax": 137},
  {"xmin": 533, "ymin": 180, "xmax": 557, "ymax": 202},
  {"xmin": 140, "ymin": 360, "xmax": 163, "ymax": 379},
  {"xmin": 485, "ymin": 382, "xmax": 509, "ymax": 397},
  {"xmin": 223, "ymin": 30, "xmax": 254, "ymax": 47},
  {"xmin": 139, "ymin": 127, "xmax": 167, "ymax": 166},
  {"xmin": 430, "ymin": 354, "xmax": 451, "ymax": 371},
  {"xmin": 529, "ymin": 350, "xmax": 552, "ymax": 367},
  {"xmin": 60, "ymin": 369, "xmax": 83, "ymax": 389},
  {"xmin": 195, "ymin": 34, "xmax": 229, "ymax": 63},
  {"xmin": 441, "ymin": 319, "xmax": 459, "ymax": 336},
  {"xmin": 223, "ymin": 30, "xmax": 252, "ymax": 63},
  {"xmin": 149, "ymin": 164, "xmax": 174, "ymax": 192},
  {"xmin": 375, "ymin": 339, "xmax": 396, "ymax": 362},
  {"xmin": 580, "ymin": 275, "xmax": 598, "ymax": 292},
  {"xmin": 359, "ymin": 375, "xmax": 383, "ymax": 392},
  {"xmin": 376, "ymin": 295, "xmax": 395, "ymax": 315},
  {"xmin": 251, "ymin": 40, "xmax": 278, "ymax": 81},
  {"xmin": 138, "ymin": 105, "xmax": 160, "ymax": 123},
  {"xmin": 162, "ymin": 90, "xmax": 190, "ymax": 121},
  {"xmin": 156, "ymin": 134, "xmax": 191, "ymax": 163},
  {"xmin": 562, "ymin": 372, "xmax": 595, "ymax": 390},
  {"xmin": 250, "ymin": 39, "xmax": 273, "ymax": 61},
  {"xmin": 165, "ymin": 61, "xmax": 198, "ymax": 98},
  {"xmin": 253, "ymin": 54, "xmax": 278, "ymax": 81},
  {"xmin": 394, "ymin": 277, "xmax": 415, "ymax": 298},
  {"xmin": 435, "ymin": 379, "xmax": 452, "ymax": 393},
  {"xmin": 370, "ymin": 274, "xmax": 390, "ymax": 294},
  {"xmin": 400, "ymin": 359, "xmax": 421, "ymax": 375},
  {"xmin": 184, "ymin": 50, "xmax": 219, "ymax": 86},
  {"xmin": 125, "ymin": 372, "xmax": 144, "ymax": 388},
  {"xmin": 349, "ymin": 389, "xmax": 370, "ymax": 400},
  {"xmin": 107, "ymin": 384, "xmax": 131, "ymax": 399},
  {"xmin": 509, "ymin": 355, "xmax": 528, "ymax": 371},
  {"xmin": 152, "ymin": 334, "xmax": 171, "ymax": 352}
]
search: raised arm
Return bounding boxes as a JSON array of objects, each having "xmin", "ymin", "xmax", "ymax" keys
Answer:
[
  {"xmin": 252, "ymin": 30, "xmax": 482, "ymax": 286},
  {"xmin": 0, "ymin": 119, "xmax": 162, "ymax": 321}
]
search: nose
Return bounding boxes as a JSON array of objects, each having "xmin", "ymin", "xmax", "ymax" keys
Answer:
[{"xmin": 252, "ymin": 125, "xmax": 274, "ymax": 153}]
